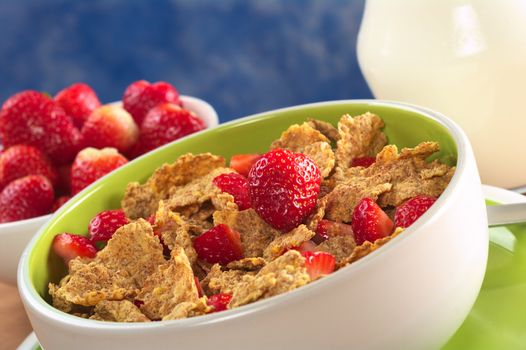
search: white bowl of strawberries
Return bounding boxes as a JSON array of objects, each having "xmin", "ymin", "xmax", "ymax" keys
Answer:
[{"xmin": 0, "ymin": 81, "xmax": 218, "ymax": 285}]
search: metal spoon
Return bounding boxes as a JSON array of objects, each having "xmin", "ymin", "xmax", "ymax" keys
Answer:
[{"xmin": 487, "ymin": 203, "xmax": 526, "ymax": 227}]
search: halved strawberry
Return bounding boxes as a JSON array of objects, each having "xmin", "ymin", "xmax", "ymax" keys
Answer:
[
  {"xmin": 394, "ymin": 195, "xmax": 437, "ymax": 228},
  {"xmin": 314, "ymin": 219, "xmax": 354, "ymax": 244},
  {"xmin": 193, "ymin": 224, "xmax": 244, "ymax": 265},
  {"xmin": 351, "ymin": 197, "xmax": 394, "ymax": 245},
  {"xmin": 207, "ymin": 293, "xmax": 232, "ymax": 312},
  {"xmin": 88, "ymin": 209, "xmax": 129, "ymax": 242},
  {"xmin": 351, "ymin": 156, "xmax": 376, "ymax": 168},
  {"xmin": 52, "ymin": 233, "xmax": 97, "ymax": 266},
  {"xmin": 302, "ymin": 251, "xmax": 336, "ymax": 280},
  {"xmin": 213, "ymin": 173, "xmax": 251, "ymax": 210},
  {"xmin": 229, "ymin": 154, "xmax": 260, "ymax": 177}
]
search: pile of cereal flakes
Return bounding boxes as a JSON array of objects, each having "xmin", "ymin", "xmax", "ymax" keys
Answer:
[{"xmin": 49, "ymin": 112, "xmax": 455, "ymax": 322}]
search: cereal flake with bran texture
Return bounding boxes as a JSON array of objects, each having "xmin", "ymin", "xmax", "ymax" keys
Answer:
[
  {"xmin": 122, "ymin": 153, "xmax": 225, "ymax": 219},
  {"xmin": 49, "ymin": 220, "xmax": 165, "ymax": 307},
  {"xmin": 213, "ymin": 208, "xmax": 280, "ymax": 258},
  {"xmin": 229, "ymin": 250, "xmax": 310, "ymax": 308},
  {"xmin": 335, "ymin": 112, "xmax": 387, "ymax": 170},
  {"xmin": 138, "ymin": 246, "xmax": 198, "ymax": 320},
  {"xmin": 90, "ymin": 300, "xmax": 150, "ymax": 322},
  {"xmin": 263, "ymin": 225, "xmax": 315, "ymax": 261}
]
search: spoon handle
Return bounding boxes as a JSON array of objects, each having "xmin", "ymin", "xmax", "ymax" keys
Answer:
[{"xmin": 486, "ymin": 203, "xmax": 526, "ymax": 227}]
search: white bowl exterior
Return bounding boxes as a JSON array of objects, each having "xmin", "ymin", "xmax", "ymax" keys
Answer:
[
  {"xmin": 0, "ymin": 95, "xmax": 217, "ymax": 286},
  {"xmin": 19, "ymin": 101, "xmax": 488, "ymax": 350},
  {"xmin": 0, "ymin": 215, "xmax": 50, "ymax": 285}
]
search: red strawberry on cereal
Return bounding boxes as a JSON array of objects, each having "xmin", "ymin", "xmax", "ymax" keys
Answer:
[
  {"xmin": 0, "ymin": 175, "xmax": 54, "ymax": 223},
  {"xmin": 193, "ymin": 224, "xmax": 244, "ymax": 265},
  {"xmin": 0, "ymin": 144, "xmax": 58, "ymax": 191},
  {"xmin": 213, "ymin": 173, "xmax": 251, "ymax": 210},
  {"xmin": 352, "ymin": 197, "xmax": 394, "ymax": 245},
  {"xmin": 81, "ymin": 104, "xmax": 139, "ymax": 153},
  {"xmin": 207, "ymin": 293, "xmax": 232, "ymax": 312},
  {"xmin": 54, "ymin": 83, "xmax": 101, "ymax": 128},
  {"xmin": 135, "ymin": 103, "xmax": 205, "ymax": 156},
  {"xmin": 302, "ymin": 251, "xmax": 336, "ymax": 280},
  {"xmin": 395, "ymin": 195, "xmax": 437, "ymax": 228},
  {"xmin": 123, "ymin": 80, "xmax": 182, "ymax": 124},
  {"xmin": 0, "ymin": 90, "xmax": 81, "ymax": 164},
  {"xmin": 229, "ymin": 154, "xmax": 261, "ymax": 177},
  {"xmin": 70, "ymin": 147, "xmax": 128, "ymax": 195},
  {"xmin": 248, "ymin": 149, "xmax": 321, "ymax": 231},
  {"xmin": 88, "ymin": 209, "xmax": 129, "ymax": 242},
  {"xmin": 52, "ymin": 233, "xmax": 97, "ymax": 265}
]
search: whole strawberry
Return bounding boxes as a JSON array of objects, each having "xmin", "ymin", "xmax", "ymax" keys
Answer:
[
  {"xmin": 122, "ymin": 80, "xmax": 181, "ymax": 124},
  {"xmin": 0, "ymin": 175, "xmax": 54, "ymax": 223},
  {"xmin": 81, "ymin": 104, "xmax": 139, "ymax": 153},
  {"xmin": 133, "ymin": 103, "xmax": 205, "ymax": 156},
  {"xmin": 70, "ymin": 147, "xmax": 128, "ymax": 195},
  {"xmin": 51, "ymin": 195, "xmax": 71, "ymax": 212},
  {"xmin": 54, "ymin": 83, "xmax": 101, "ymax": 128},
  {"xmin": 0, "ymin": 90, "xmax": 81, "ymax": 164},
  {"xmin": 394, "ymin": 195, "xmax": 437, "ymax": 228},
  {"xmin": 88, "ymin": 209, "xmax": 129, "ymax": 242},
  {"xmin": 0, "ymin": 144, "xmax": 57, "ymax": 191},
  {"xmin": 248, "ymin": 149, "xmax": 321, "ymax": 232}
]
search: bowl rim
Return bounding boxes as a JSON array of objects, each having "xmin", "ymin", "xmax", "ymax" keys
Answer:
[
  {"xmin": 0, "ymin": 94, "xmax": 218, "ymax": 234},
  {"xmin": 18, "ymin": 99, "xmax": 471, "ymax": 332}
]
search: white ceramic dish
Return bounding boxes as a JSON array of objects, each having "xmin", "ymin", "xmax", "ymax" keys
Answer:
[
  {"xmin": 0, "ymin": 95, "xmax": 218, "ymax": 285},
  {"xmin": 18, "ymin": 100, "xmax": 488, "ymax": 350},
  {"xmin": 18, "ymin": 184, "xmax": 523, "ymax": 350}
]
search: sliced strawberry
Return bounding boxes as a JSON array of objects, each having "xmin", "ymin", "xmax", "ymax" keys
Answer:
[
  {"xmin": 0, "ymin": 90, "xmax": 81, "ymax": 164},
  {"xmin": 213, "ymin": 173, "xmax": 251, "ymax": 210},
  {"xmin": 314, "ymin": 219, "xmax": 354, "ymax": 244},
  {"xmin": 302, "ymin": 251, "xmax": 336, "ymax": 280},
  {"xmin": 52, "ymin": 233, "xmax": 97, "ymax": 266},
  {"xmin": 351, "ymin": 156, "xmax": 376, "ymax": 168},
  {"xmin": 207, "ymin": 293, "xmax": 232, "ymax": 312},
  {"xmin": 54, "ymin": 83, "xmax": 101, "ymax": 128},
  {"xmin": 70, "ymin": 147, "xmax": 128, "ymax": 194},
  {"xmin": 352, "ymin": 197, "xmax": 394, "ymax": 245},
  {"xmin": 88, "ymin": 209, "xmax": 129, "ymax": 242},
  {"xmin": 229, "ymin": 154, "xmax": 261, "ymax": 177},
  {"xmin": 51, "ymin": 195, "xmax": 71, "ymax": 212},
  {"xmin": 0, "ymin": 175, "xmax": 54, "ymax": 223},
  {"xmin": 248, "ymin": 149, "xmax": 321, "ymax": 231},
  {"xmin": 0, "ymin": 144, "xmax": 58, "ymax": 191},
  {"xmin": 195, "ymin": 276, "xmax": 204, "ymax": 298},
  {"xmin": 122, "ymin": 80, "xmax": 182, "ymax": 125},
  {"xmin": 193, "ymin": 224, "xmax": 244, "ymax": 265},
  {"xmin": 394, "ymin": 195, "xmax": 437, "ymax": 228},
  {"xmin": 81, "ymin": 104, "xmax": 139, "ymax": 153}
]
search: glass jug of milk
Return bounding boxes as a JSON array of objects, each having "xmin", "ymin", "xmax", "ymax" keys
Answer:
[{"xmin": 357, "ymin": 0, "xmax": 526, "ymax": 189}]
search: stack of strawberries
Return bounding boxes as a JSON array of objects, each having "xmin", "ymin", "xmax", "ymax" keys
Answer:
[{"xmin": 0, "ymin": 81, "xmax": 205, "ymax": 223}]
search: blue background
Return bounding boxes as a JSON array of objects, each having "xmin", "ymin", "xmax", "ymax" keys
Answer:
[{"xmin": 0, "ymin": 0, "xmax": 372, "ymax": 122}]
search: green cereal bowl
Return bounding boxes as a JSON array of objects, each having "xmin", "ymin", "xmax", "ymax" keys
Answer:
[{"xmin": 18, "ymin": 100, "xmax": 488, "ymax": 350}]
